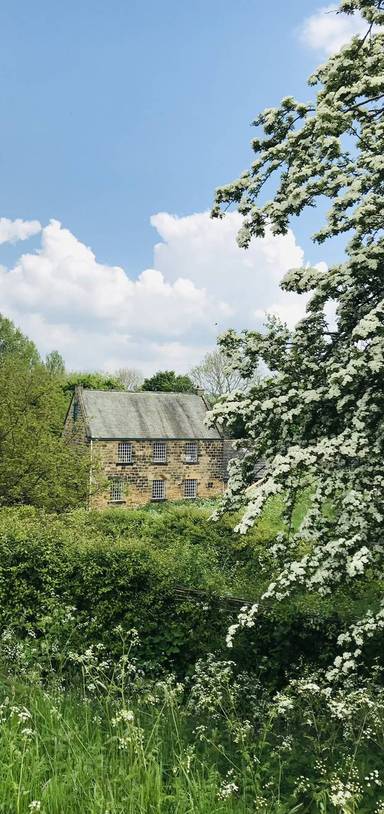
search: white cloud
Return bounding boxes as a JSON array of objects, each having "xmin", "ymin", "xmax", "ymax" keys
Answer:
[
  {"xmin": 151, "ymin": 211, "xmax": 305, "ymax": 330},
  {"xmin": 0, "ymin": 212, "xmax": 311, "ymax": 373},
  {"xmin": 298, "ymin": 4, "xmax": 367, "ymax": 55},
  {"xmin": 0, "ymin": 217, "xmax": 41, "ymax": 245}
]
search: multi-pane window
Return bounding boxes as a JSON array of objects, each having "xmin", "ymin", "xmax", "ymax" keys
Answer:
[
  {"xmin": 185, "ymin": 441, "xmax": 198, "ymax": 463},
  {"xmin": 153, "ymin": 441, "xmax": 167, "ymax": 463},
  {"xmin": 117, "ymin": 442, "xmax": 133, "ymax": 463},
  {"xmin": 184, "ymin": 479, "xmax": 197, "ymax": 499},
  {"xmin": 152, "ymin": 479, "xmax": 166, "ymax": 501},
  {"xmin": 110, "ymin": 479, "xmax": 124, "ymax": 503}
]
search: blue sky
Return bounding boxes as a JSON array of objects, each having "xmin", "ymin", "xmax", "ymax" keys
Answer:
[{"xmin": 0, "ymin": 1, "xmax": 366, "ymax": 373}]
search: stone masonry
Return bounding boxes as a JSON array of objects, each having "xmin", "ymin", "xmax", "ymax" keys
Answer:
[
  {"xmin": 91, "ymin": 438, "xmax": 224, "ymax": 509},
  {"xmin": 64, "ymin": 387, "xmax": 225, "ymax": 509}
]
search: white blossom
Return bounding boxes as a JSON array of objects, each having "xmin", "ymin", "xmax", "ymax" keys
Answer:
[{"xmin": 209, "ymin": 0, "xmax": 384, "ymax": 672}]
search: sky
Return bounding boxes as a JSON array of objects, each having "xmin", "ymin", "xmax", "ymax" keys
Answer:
[{"xmin": 0, "ymin": 1, "xmax": 366, "ymax": 374}]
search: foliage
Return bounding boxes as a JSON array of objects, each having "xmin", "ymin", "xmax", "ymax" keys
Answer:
[
  {"xmin": 0, "ymin": 504, "xmax": 380, "ymax": 684},
  {"xmin": 63, "ymin": 371, "xmax": 125, "ymax": 395},
  {"xmin": 0, "ymin": 356, "xmax": 89, "ymax": 511},
  {"xmin": 45, "ymin": 350, "xmax": 65, "ymax": 377},
  {"xmin": 0, "ymin": 633, "xmax": 384, "ymax": 812},
  {"xmin": 142, "ymin": 370, "xmax": 196, "ymax": 393},
  {"xmin": 0, "ymin": 506, "xmax": 236, "ymax": 674},
  {"xmin": 0, "ymin": 313, "xmax": 40, "ymax": 365},
  {"xmin": 210, "ymin": 0, "xmax": 384, "ymax": 672}
]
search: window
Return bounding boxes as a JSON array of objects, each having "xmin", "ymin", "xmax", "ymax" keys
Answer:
[
  {"xmin": 118, "ymin": 442, "xmax": 132, "ymax": 463},
  {"xmin": 152, "ymin": 479, "xmax": 166, "ymax": 501},
  {"xmin": 110, "ymin": 479, "xmax": 124, "ymax": 503},
  {"xmin": 185, "ymin": 441, "xmax": 198, "ymax": 463},
  {"xmin": 153, "ymin": 441, "xmax": 167, "ymax": 463},
  {"xmin": 73, "ymin": 401, "xmax": 80, "ymax": 421},
  {"xmin": 184, "ymin": 479, "xmax": 197, "ymax": 499}
]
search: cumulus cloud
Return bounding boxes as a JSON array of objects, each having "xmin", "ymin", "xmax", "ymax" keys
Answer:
[
  {"xmin": 0, "ymin": 212, "xmax": 311, "ymax": 372},
  {"xmin": 151, "ymin": 211, "xmax": 305, "ymax": 329},
  {"xmin": 298, "ymin": 4, "xmax": 367, "ymax": 55},
  {"xmin": 0, "ymin": 220, "xmax": 217, "ymax": 337},
  {"xmin": 0, "ymin": 217, "xmax": 41, "ymax": 245}
]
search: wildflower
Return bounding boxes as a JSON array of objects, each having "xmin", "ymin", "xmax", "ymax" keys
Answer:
[
  {"xmin": 112, "ymin": 708, "xmax": 134, "ymax": 726},
  {"xmin": 274, "ymin": 693, "xmax": 294, "ymax": 715},
  {"xmin": 364, "ymin": 769, "xmax": 382, "ymax": 788},
  {"xmin": 21, "ymin": 728, "xmax": 34, "ymax": 739},
  {"xmin": 218, "ymin": 781, "xmax": 238, "ymax": 800},
  {"xmin": 28, "ymin": 803, "xmax": 41, "ymax": 812}
]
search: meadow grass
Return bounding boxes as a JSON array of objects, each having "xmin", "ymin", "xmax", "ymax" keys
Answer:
[
  {"xmin": 0, "ymin": 662, "xmax": 383, "ymax": 814},
  {"xmin": 0, "ymin": 676, "xmax": 276, "ymax": 814}
]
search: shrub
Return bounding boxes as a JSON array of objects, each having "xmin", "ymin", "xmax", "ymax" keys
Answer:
[
  {"xmin": 0, "ymin": 505, "xmax": 379, "ymax": 685},
  {"xmin": 0, "ymin": 507, "xmax": 238, "ymax": 674}
]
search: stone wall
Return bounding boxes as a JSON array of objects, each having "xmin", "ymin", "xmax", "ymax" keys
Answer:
[{"xmin": 90, "ymin": 439, "xmax": 225, "ymax": 509}]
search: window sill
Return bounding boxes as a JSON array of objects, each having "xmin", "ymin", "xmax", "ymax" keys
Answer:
[
  {"xmin": 151, "ymin": 498, "xmax": 167, "ymax": 502},
  {"xmin": 153, "ymin": 461, "xmax": 168, "ymax": 465},
  {"xmin": 185, "ymin": 460, "xmax": 198, "ymax": 465}
]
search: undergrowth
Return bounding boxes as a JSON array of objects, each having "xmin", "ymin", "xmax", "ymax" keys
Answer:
[{"xmin": 0, "ymin": 626, "xmax": 383, "ymax": 813}]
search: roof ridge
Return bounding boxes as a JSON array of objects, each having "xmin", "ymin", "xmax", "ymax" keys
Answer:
[{"xmin": 82, "ymin": 389, "xmax": 199, "ymax": 395}]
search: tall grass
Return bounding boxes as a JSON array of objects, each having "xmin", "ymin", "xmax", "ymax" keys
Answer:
[
  {"xmin": 0, "ymin": 678, "xmax": 276, "ymax": 814},
  {"xmin": 0, "ymin": 642, "xmax": 383, "ymax": 814}
]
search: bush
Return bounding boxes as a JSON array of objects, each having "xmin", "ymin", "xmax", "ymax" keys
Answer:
[
  {"xmin": 0, "ymin": 507, "xmax": 238, "ymax": 674},
  {"xmin": 0, "ymin": 504, "xmax": 378, "ymax": 685}
]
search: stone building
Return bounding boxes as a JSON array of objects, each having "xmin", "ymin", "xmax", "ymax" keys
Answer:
[{"xmin": 64, "ymin": 387, "xmax": 225, "ymax": 508}]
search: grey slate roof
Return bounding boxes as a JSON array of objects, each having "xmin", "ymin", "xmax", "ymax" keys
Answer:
[{"xmin": 81, "ymin": 390, "xmax": 222, "ymax": 440}]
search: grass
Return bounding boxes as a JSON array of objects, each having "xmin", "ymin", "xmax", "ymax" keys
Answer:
[
  {"xmin": 0, "ymin": 666, "xmax": 383, "ymax": 814},
  {"xmin": 0, "ymin": 678, "xmax": 267, "ymax": 814}
]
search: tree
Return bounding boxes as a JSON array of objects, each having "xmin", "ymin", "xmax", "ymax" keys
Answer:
[
  {"xmin": 142, "ymin": 370, "xmax": 195, "ymax": 393},
  {"xmin": 63, "ymin": 371, "xmax": 126, "ymax": 396},
  {"xmin": 115, "ymin": 367, "xmax": 144, "ymax": 391},
  {"xmin": 190, "ymin": 348, "xmax": 250, "ymax": 398},
  {"xmin": 0, "ymin": 313, "xmax": 39, "ymax": 365},
  {"xmin": 46, "ymin": 350, "xmax": 66, "ymax": 377},
  {"xmin": 0, "ymin": 355, "xmax": 89, "ymax": 511},
  {"xmin": 210, "ymin": 0, "xmax": 384, "ymax": 669}
]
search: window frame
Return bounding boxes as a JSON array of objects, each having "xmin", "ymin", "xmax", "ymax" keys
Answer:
[
  {"xmin": 184, "ymin": 479, "xmax": 198, "ymax": 500},
  {"xmin": 109, "ymin": 478, "xmax": 125, "ymax": 503},
  {"xmin": 185, "ymin": 441, "xmax": 198, "ymax": 464},
  {"xmin": 152, "ymin": 479, "xmax": 166, "ymax": 501},
  {"xmin": 153, "ymin": 441, "xmax": 167, "ymax": 464},
  {"xmin": 117, "ymin": 441, "xmax": 133, "ymax": 464}
]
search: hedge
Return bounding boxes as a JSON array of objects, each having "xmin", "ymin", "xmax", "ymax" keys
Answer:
[{"xmin": 0, "ymin": 505, "xmax": 377, "ymax": 682}]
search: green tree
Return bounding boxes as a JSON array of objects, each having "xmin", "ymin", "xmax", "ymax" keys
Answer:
[
  {"xmin": 211, "ymin": 0, "xmax": 384, "ymax": 668},
  {"xmin": 46, "ymin": 350, "xmax": 66, "ymax": 377},
  {"xmin": 63, "ymin": 371, "xmax": 125, "ymax": 396},
  {"xmin": 0, "ymin": 313, "xmax": 39, "ymax": 365},
  {"xmin": 0, "ymin": 355, "xmax": 89, "ymax": 511},
  {"xmin": 142, "ymin": 370, "xmax": 195, "ymax": 393}
]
